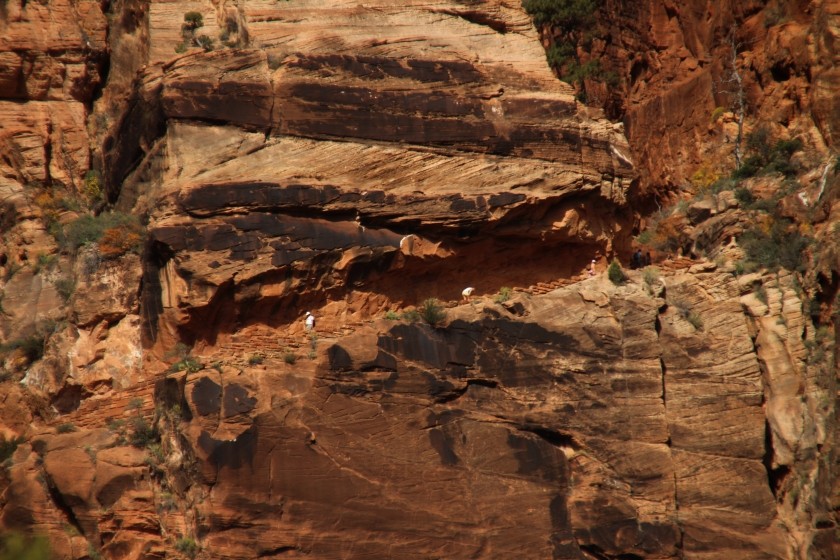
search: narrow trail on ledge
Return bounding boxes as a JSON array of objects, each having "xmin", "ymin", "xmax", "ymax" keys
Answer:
[{"xmin": 50, "ymin": 257, "xmax": 698, "ymax": 429}]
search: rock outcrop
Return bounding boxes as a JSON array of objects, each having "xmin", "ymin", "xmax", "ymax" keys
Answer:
[
  {"xmin": 0, "ymin": 0, "xmax": 837, "ymax": 559},
  {"xmin": 3, "ymin": 262, "xmax": 834, "ymax": 559},
  {"xmin": 553, "ymin": 0, "xmax": 840, "ymax": 193}
]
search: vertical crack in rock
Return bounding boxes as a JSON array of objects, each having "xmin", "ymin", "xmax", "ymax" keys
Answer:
[
  {"xmin": 763, "ymin": 419, "xmax": 791, "ymax": 499},
  {"xmin": 41, "ymin": 468, "xmax": 86, "ymax": 539},
  {"xmin": 44, "ymin": 119, "xmax": 53, "ymax": 186},
  {"xmin": 655, "ymin": 308, "xmax": 684, "ymax": 555}
]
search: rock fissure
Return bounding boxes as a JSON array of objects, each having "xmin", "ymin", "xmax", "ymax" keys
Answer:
[
  {"xmin": 517, "ymin": 425, "xmax": 580, "ymax": 451},
  {"xmin": 433, "ymin": 378, "xmax": 499, "ymax": 404},
  {"xmin": 41, "ymin": 468, "xmax": 87, "ymax": 540},
  {"xmin": 430, "ymin": 9, "xmax": 510, "ymax": 34}
]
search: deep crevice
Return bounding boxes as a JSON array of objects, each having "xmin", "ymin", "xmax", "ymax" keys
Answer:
[
  {"xmin": 42, "ymin": 470, "xmax": 86, "ymax": 539},
  {"xmin": 763, "ymin": 419, "xmax": 791, "ymax": 498},
  {"xmin": 258, "ymin": 546, "xmax": 301, "ymax": 556},
  {"xmin": 433, "ymin": 9, "xmax": 509, "ymax": 33},
  {"xmin": 660, "ymin": 357, "xmax": 667, "ymax": 406},
  {"xmin": 434, "ymin": 378, "xmax": 498, "ymax": 403},
  {"xmin": 519, "ymin": 425, "xmax": 579, "ymax": 450}
]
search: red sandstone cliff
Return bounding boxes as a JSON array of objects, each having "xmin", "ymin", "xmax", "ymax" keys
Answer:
[{"xmin": 0, "ymin": 1, "xmax": 838, "ymax": 559}]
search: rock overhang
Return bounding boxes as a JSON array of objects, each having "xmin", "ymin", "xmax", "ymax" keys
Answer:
[{"xmin": 123, "ymin": 2, "xmax": 638, "ymax": 344}]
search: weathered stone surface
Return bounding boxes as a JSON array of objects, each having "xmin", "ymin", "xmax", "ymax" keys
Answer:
[
  {"xmin": 0, "ymin": 1, "xmax": 837, "ymax": 559},
  {"xmin": 73, "ymin": 252, "xmax": 143, "ymax": 328},
  {"xmin": 0, "ymin": 0, "xmax": 107, "ymax": 101},
  {"xmin": 138, "ymin": 268, "xmax": 812, "ymax": 559},
  {"xmin": 0, "ymin": 101, "xmax": 89, "ymax": 187},
  {"xmin": 586, "ymin": 0, "xmax": 837, "ymax": 191},
  {"xmin": 127, "ymin": 12, "xmax": 635, "ymax": 346}
]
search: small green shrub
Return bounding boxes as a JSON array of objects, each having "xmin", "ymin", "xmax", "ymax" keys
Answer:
[
  {"xmin": 0, "ymin": 434, "xmax": 25, "ymax": 464},
  {"xmin": 129, "ymin": 416, "xmax": 159, "ymax": 448},
  {"xmin": 174, "ymin": 537, "xmax": 199, "ymax": 559},
  {"xmin": 710, "ymin": 106, "xmax": 726, "ymax": 123},
  {"xmin": 635, "ymin": 230, "xmax": 653, "ymax": 245},
  {"xmin": 166, "ymin": 343, "xmax": 203, "ymax": 373},
  {"xmin": 418, "ymin": 298, "xmax": 446, "ymax": 326},
  {"xmin": 195, "ymin": 34, "xmax": 214, "ymax": 52},
  {"xmin": 54, "ymin": 277, "xmax": 75, "ymax": 303},
  {"xmin": 167, "ymin": 403, "xmax": 182, "ymax": 423},
  {"xmin": 672, "ymin": 299, "xmax": 703, "ymax": 330},
  {"xmin": 738, "ymin": 220, "xmax": 811, "ymax": 272},
  {"xmin": 755, "ymin": 285, "xmax": 768, "ymax": 304},
  {"xmin": 733, "ymin": 128, "xmax": 803, "ymax": 179},
  {"xmin": 63, "ymin": 215, "xmax": 105, "ymax": 250},
  {"xmin": 127, "ymin": 397, "xmax": 144, "ymax": 410},
  {"xmin": 494, "ymin": 286, "xmax": 512, "ymax": 304},
  {"xmin": 0, "ymin": 532, "xmax": 52, "ymax": 560},
  {"xmin": 63, "ymin": 212, "xmax": 143, "ymax": 256},
  {"xmin": 32, "ymin": 254, "xmax": 57, "ymax": 274},
  {"xmin": 546, "ymin": 42, "xmax": 575, "ymax": 69},
  {"xmin": 248, "ymin": 353, "xmax": 264, "ymax": 365},
  {"xmin": 607, "ymin": 259, "xmax": 626, "ymax": 285},
  {"xmin": 764, "ymin": 4, "xmax": 788, "ymax": 27},
  {"xmin": 56, "ymin": 423, "xmax": 77, "ymax": 434},
  {"xmin": 183, "ymin": 11, "xmax": 203, "ymax": 30},
  {"xmin": 642, "ymin": 267, "xmax": 660, "ymax": 287},
  {"xmin": 686, "ymin": 312, "xmax": 703, "ymax": 330},
  {"xmin": 384, "ymin": 310, "xmax": 400, "ymax": 320},
  {"xmin": 83, "ymin": 170, "xmax": 103, "ymax": 207},
  {"xmin": 400, "ymin": 309, "xmax": 421, "ymax": 322},
  {"xmin": 734, "ymin": 187, "xmax": 755, "ymax": 207},
  {"xmin": 705, "ymin": 177, "xmax": 736, "ymax": 194},
  {"xmin": 158, "ymin": 492, "xmax": 177, "ymax": 512},
  {"xmin": 283, "ymin": 351, "xmax": 297, "ymax": 364},
  {"xmin": 169, "ymin": 356, "xmax": 202, "ymax": 374},
  {"xmin": 267, "ymin": 54, "xmax": 283, "ymax": 70},
  {"xmin": 146, "ymin": 442, "xmax": 165, "ymax": 465},
  {"xmin": 522, "ymin": 0, "xmax": 601, "ymax": 29}
]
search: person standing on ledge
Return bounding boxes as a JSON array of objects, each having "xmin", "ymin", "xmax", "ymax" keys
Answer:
[
  {"xmin": 462, "ymin": 287, "xmax": 475, "ymax": 302},
  {"xmin": 304, "ymin": 311, "xmax": 315, "ymax": 333}
]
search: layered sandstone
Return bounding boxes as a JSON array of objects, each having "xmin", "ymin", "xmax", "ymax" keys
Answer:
[
  {"xmin": 3, "ymin": 261, "xmax": 834, "ymax": 559},
  {"xmin": 0, "ymin": 0, "xmax": 837, "ymax": 559},
  {"xmin": 567, "ymin": 0, "xmax": 840, "ymax": 193}
]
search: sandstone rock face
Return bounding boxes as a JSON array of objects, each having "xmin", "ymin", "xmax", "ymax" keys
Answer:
[
  {"xmin": 580, "ymin": 0, "xmax": 839, "ymax": 192},
  {"xmin": 107, "ymin": 0, "xmax": 636, "ymax": 348},
  {"xmin": 0, "ymin": 0, "xmax": 837, "ymax": 559},
  {"xmin": 0, "ymin": 0, "xmax": 107, "ymax": 101},
  {"xmin": 157, "ymin": 265, "xmax": 827, "ymax": 559}
]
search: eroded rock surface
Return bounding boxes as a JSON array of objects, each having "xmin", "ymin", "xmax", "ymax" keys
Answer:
[
  {"xmin": 0, "ymin": 1, "xmax": 837, "ymax": 559},
  {"xmin": 11, "ymin": 265, "xmax": 822, "ymax": 559}
]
